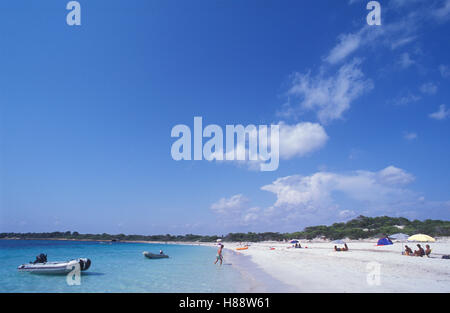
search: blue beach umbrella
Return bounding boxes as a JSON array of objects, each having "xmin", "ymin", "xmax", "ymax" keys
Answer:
[
  {"xmin": 290, "ymin": 240, "xmax": 299, "ymax": 244},
  {"xmin": 332, "ymin": 239, "xmax": 346, "ymax": 245}
]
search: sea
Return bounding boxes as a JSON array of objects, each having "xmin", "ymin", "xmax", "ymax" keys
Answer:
[{"xmin": 0, "ymin": 239, "xmax": 251, "ymax": 293}]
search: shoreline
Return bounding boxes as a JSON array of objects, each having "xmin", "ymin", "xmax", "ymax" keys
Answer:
[{"xmin": 3, "ymin": 238, "xmax": 450, "ymax": 292}]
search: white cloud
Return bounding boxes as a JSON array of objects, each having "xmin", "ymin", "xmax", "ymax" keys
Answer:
[
  {"xmin": 429, "ymin": 104, "xmax": 450, "ymax": 120},
  {"xmin": 211, "ymin": 166, "xmax": 450, "ymax": 230},
  {"xmin": 261, "ymin": 166, "xmax": 415, "ymax": 213},
  {"xmin": 210, "ymin": 194, "xmax": 248, "ymax": 214},
  {"xmin": 251, "ymin": 166, "xmax": 422, "ymax": 229},
  {"xmin": 287, "ymin": 59, "xmax": 373, "ymax": 124},
  {"xmin": 326, "ymin": 0, "xmax": 450, "ymax": 67},
  {"xmin": 212, "ymin": 121, "xmax": 328, "ymax": 171},
  {"xmin": 378, "ymin": 166, "xmax": 415, "ymax": 185},
  {"xmin": 277, "ymin": 122, "xmax": 328, "ymax": 159},
  {"xmin": 391, "ymin": 36, "xmax": 417, "ymax": 50},
  {"xmin": 419, "ymin": 82, "xmax": 438, "ymax": 95},
  {"xmin": 210, "ymin": 195, "xmax": 262, "ymax": 226},
  {"xmin": 325, "ymin": 34, "xmax": 361, "ymax": 65}
]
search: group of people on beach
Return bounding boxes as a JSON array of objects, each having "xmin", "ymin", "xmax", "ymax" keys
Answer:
[
  {"xmin": 212, "ymin": 241, "xmax": 434, "ymax": 265},
  {"xmin": 404, "ymin": 244, "xmax": 432, "ymax": 257}
]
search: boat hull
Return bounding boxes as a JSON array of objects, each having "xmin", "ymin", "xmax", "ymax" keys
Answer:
[
  {"xmin": 18, "ymin": 258, "xmax": 91, "ymax": 274},
  {"xmin": 143, "ymin": 251, "xmax": 169, "ymax": 259}
]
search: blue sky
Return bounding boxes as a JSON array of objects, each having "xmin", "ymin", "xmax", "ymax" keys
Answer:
[{"xmin": 1, "ymin": 0, "xmax": 449, "ymax": 235}]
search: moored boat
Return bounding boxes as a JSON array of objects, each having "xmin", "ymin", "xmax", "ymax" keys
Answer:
[
  {"xmin": 18, "ymin": 257, "xmax": 91, "ymax": 274},
  {"xmin": 143, "ymin": 251, "xmax": 169, "ymax": 259}
]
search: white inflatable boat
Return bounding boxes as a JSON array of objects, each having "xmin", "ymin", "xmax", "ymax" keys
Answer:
[
  {"xmin": 18, "ymin": 257, "xmax": 91, "ymax": 274},
  {"xmin": 143, "ymin": 251, "xmax": 169, "ymax": 259}
]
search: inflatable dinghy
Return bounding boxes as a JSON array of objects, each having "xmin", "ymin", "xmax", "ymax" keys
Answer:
[
  {"xmin": 143, "ymin": 251, "xmax": 169, "ymax": 259},
  {"xmin": 18, "ymin": 257, "xmax": 91, "ymax": 274}
]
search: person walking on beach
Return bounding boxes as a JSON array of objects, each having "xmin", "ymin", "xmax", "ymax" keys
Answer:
[{"xmin": 214, "ymin": 243, "xmax": 224, "ymax": 266}]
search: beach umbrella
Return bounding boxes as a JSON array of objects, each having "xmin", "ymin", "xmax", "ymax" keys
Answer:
[
  {"xmin": 407, "ymin": 234, "xmax": 436, "ymax": 242},
  {"xmin": 290, "ymin": 240, "xmax": 299, "ymax": 244},
  {"xmin": 332, "ymin": 239, "xmax": 346, "ymax": 245},
  {"xmin": 389, "ymin": 233, "xmax": 409, "ymax": 241},
  {"xmin": 389, "ymin": 233, "xmax": 409, "ymax": 252}
]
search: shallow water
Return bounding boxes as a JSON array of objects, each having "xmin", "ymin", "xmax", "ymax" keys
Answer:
[{"xmin": 0, "ymin": 240, "xmax": 249, "ymax": 292}]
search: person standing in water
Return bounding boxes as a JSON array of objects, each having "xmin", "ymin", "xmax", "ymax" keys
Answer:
[{"xmin": 214, "ymin": 243, "xmax": 224, "ymax": 266}]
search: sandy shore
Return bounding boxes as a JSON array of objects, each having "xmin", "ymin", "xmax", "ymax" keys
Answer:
[
  {"xmin": 4, "ymin": 237, "xmax": 449, "ymax": 292},
  {"xmin": 218, "ymin": 240, "xmax": 450, "ymax": 293}
]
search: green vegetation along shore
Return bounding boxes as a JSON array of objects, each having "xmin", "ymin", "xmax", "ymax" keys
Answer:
[{"xmin": 1, "ymin": 216, "xmax": 449, "ymax": 242}]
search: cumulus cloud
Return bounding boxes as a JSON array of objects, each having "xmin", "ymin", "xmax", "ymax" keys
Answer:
[
  {"xmin": 287, "ymin": 59, "xmax": 373, "ymax": 124},
  {"xmin": 259, "ymin": 166, "xmax": 417, "ymax": 223},
  {"xmin": 277, "ymin": 122, "xmax": 328, "ymax": 159},
  {"xmin": 212, "ymin": 121, "xmax": 329, "ymax": 172},
  {"xmin": 261, "ymin": 167, "xmax": 414, "ymax": 210},
  {"xmin": 378, "ymin": 166, "xmax": 415, "ymax": 185},
  {"xmin": 429, "ymin": 104, "xmax": 450, "ymax": 120},
  {"xmin": 211, "ymin": 166, "xmax": 450, "ymax": 230},
  {"xmin": 210, "ymin": 194, "xmax": 248, "ymax": 214}
]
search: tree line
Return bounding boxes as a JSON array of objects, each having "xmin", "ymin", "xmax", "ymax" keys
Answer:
[{"xmin": 1, "ymin": 216, "xmax": 449, "ymax": 242}]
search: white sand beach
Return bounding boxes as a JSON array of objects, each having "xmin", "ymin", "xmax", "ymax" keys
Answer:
[{"xmin": 218, "ymin": 239, "xmax": 450, "ymax": 293}]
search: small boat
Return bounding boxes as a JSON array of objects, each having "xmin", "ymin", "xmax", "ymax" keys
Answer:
[
  {"xmin": 18, "ymin": 258, "xmax": 91, "ymax": 274},
  {"xmin": 236, "ymin": 246, "xmax": 248, "ymax": 251},
  {"xmin": 143, "ymin": 251, "xmax": 169, "ymax": 259}
]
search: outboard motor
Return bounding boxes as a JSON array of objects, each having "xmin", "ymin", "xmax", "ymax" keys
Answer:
[
  {"xmin": 33, "ymin": 253, "xmax": 47, "ymax": 264},
  {"xmin": 78, "ymin": 258, "xmax": 91, "ymax": 271}
]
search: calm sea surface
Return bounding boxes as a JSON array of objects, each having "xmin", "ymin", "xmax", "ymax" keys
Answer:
[{"xmin": 0, "ymin": 240, "xmax": 249, "ymax": 292}]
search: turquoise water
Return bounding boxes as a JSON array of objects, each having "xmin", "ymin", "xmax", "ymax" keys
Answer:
[{"xmin": 0, "ymin": 240, "xmax": 248, "ymax": 292}]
